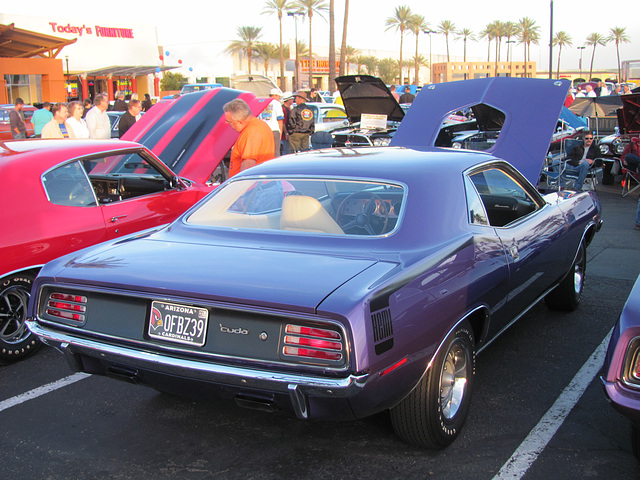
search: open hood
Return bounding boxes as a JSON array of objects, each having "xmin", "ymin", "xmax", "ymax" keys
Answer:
[
  {"xmin": 231, "ymin": 74, "xmax": 281, "ymax": 98},
  {"xmin": 617, "ymin": 93, "xmax": 640, "ymax": 134},
  {"xmin": 335, "ymin": 75, "xmax": 405, "ymax": 124},
  {"xmin": 122, "ymin": 88, "xmax": 270, "ymax": 182},
  {"xmin": 391, "ymin": 77, "xmax": 571, "ymax": 186}
]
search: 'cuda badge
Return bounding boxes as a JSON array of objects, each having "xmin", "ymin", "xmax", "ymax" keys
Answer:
[
  {"xmin": 509, "ymin": 245, "xmax": 519, "ymax": 260},
  {"xmin": 219, "ymin": 323, "xmax": 249, "ymax": 335}
]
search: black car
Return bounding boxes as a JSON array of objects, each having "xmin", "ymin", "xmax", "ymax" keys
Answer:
[{"xmin": 329, "ymin": 75, "xmax": 406, "ymax": 147}]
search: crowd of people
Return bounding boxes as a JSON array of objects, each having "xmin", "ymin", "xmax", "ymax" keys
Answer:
[
  {"xmin": 8, "ymin": 92, "xmax": 154, "ymax": 140},
  {"xmin": 574, "ymin": 81, "xmax": 634, "ymax": 98}
]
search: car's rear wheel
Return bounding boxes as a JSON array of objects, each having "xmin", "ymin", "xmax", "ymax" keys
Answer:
[
  {"xmin": 544, "ymin": 241, "xmax": 586, "ymax": 311},
  {"xmin": 0, "ymin": 273, "xmax": 41, "ymax": 365},
  {"xmin": 390, "ymin": 321, "xmax": 475, "ymax": 448}
]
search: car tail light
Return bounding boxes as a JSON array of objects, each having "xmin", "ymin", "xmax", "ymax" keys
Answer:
[
  {"xmin": 282, "ymin": 324, "xmax": 344, "ymax": 363},
  {"xmin": 623, "ymin": 337, "xmax": 640, "ymax": 389},
  {"xmin": 45, "ymin": 292, "xmax": 87, "ymax": 323}
]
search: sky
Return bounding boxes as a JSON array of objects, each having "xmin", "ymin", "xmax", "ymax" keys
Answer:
[{"xmin": 4, "ymin": 0, "xmax": 638, "ymax": 76}]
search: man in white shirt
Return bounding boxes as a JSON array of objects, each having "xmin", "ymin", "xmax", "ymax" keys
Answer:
[
  {"xmin": 85, "ymin": 94, "xmax": 111, "ymax": 139},
  {"xmin": 260, "ymin": 88, "xmax": 285, "ymax": 157}
]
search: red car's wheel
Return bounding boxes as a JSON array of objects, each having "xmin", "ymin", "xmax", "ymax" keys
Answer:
[{"xmin": 0, "ymin": 273, "xmax": 41, "ymax": 364}]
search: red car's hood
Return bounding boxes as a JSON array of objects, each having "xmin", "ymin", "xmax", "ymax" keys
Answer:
[
  {"xmin": 617, "ymin": 93, "xmax": 640, "ymax": 134},
  {"xmin": 392, "ymin": 77, "xmax": 571, "ymax": 186},
  {"xmin": 45, "ymin": 237, "xmax": 379, "ymax": 313},
  {"xmin": 121, "ymin": 88, "xmax": 271, "ymax": 183}
]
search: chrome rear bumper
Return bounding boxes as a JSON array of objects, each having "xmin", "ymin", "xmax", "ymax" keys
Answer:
[{"xmin": 27, "ymin": 320, "xmax": 369, "ymax": 419}]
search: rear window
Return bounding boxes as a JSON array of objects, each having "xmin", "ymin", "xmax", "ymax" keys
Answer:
[{"xmin": 187, "ymin": 178, "xmax": 405, "ymax": 236}]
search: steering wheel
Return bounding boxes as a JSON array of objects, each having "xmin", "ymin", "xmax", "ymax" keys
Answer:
[{"xmin": 336, "ymin": 192, "xmax": 389, "ymax": 235}]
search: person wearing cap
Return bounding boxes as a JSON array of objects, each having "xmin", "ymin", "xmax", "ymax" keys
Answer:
[
  {"xmin": 287, "ymin": 91, "xmax": 315, "ymax": 153},
  {"xmin": 260, "ymin": 88, "xmax": 285, "ymax": 157},
  {"xmin": 223, "ymin": 98, "xmax": 275, "ymax": 177},
  {"xmin": 9, "ymin": 98, "xmax": 27, "ymax": 139},
  {"xmin": 281, "ymin": 92, "xmax": 295, "ymax": 155}
]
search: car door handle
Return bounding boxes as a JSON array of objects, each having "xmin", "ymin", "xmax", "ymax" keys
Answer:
[{"xmin": 109, "ymin": 215, "xmax": 127, "ymax": 223}]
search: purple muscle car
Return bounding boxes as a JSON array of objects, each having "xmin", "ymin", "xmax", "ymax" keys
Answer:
[
  {"xmin": 26, "ymin": 77, "xmax": 602, "ymax": 448},
  {"xmin": 602, "ymin": 274, "xmax": 640, "ymax": 459}
]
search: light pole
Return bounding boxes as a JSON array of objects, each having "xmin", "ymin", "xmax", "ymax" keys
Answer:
[
  {"xmin": 65, "ymin": 56, "xmax": 70, "ymax": 102},
  {"xmin": 423, "ymin": 30, "xmax": 435, "ymax": 84},
  {"xmin": 506, "ymin": 40, "xmax": 515, "ymax": 77},
  {"xmin": 578, "ymin": 46, "xmax": 586, "ymax": 81},
  {"xmin": 288, "ymin": 11, "xmax": 304, "ymax": 91}
]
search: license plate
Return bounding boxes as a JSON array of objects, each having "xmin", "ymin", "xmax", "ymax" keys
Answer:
[{"xmin": 148, "ymin": 301, "xmax": 209, "ymax": 347}]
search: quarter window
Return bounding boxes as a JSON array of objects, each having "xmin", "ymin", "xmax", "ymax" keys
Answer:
[
  {"xmin": 468, "ymin": 167, "xmax": 540, "ymax": 227},
  {"xmin": 43, "ymin": 161, "xmax": 96, "ymax": 207}
]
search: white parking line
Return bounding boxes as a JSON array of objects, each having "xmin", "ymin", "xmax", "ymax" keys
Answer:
[
  {"xmin": 493, "ymin": 328, "xmax": 613, "ymax": 480},
  {"xmin": 0, "ymin": 372, "xmax": 90, "ymax": 413}
]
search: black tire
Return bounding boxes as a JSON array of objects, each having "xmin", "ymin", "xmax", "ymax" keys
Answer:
[
  {"xmin": 390, "ymin": 321, "xmax": 476, "ymax": 449},
  {"xmin": 632, "ymin": 423, "xmax": 640, "ymax": 460},
  {"xmin": 544, "ymin": 241, "xmax": 586, "ymax": 311},
  {"xmin": 0, "ymin": 273, "xmax": 41, "ymax": 365}
]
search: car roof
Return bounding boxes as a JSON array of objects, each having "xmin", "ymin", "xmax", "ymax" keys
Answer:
[
  {"xmin": 0, "ymin": 139, "xmax": 143, "ymax": 170},
  {"xmin": 391, "ymin": 77, "xmax": 571, "ymax": 185}
]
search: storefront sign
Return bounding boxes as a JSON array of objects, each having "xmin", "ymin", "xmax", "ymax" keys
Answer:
[
  {"xmin": 49, "ymin": 22, "xmax": 134, "ymax": 39},
  {"xmin": 299, "ymin": 59, "xmax": 340, "ymax": 74}
]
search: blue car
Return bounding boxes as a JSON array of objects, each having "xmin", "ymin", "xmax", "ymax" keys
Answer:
[{"xmin": 27, "ymin": 77, "xmax": 601, "ymax": 449}]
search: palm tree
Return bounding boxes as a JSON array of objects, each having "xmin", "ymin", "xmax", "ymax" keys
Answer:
[
  {"xmin": 585, "ymin": 32, "xmax": 607, "ymax": 80},
  {"xmin": 338, "ymin": 45, "xmax": 359, "ymax": 75},
  {"xmin": 353, "ymin": 55, "xmax": 368, "ymax": 74},
  {"xmin": 408, "ymin": 14, "xmax": 428, "ymax": 85},
  {"xmin": 455, "ymin": 27, "xmax": 475, "ymax": 79},
  {"xmin": 225, "ymin": 26, "xmax": 263, "ymax": 75},
  {"xmin": 517, "ymin": 17, "xmax": 539, "ymax": 77},
  {"xmin": 478, "ymin": 25, "xmax": 494, "ymax": 63},
  {"xmin": 502, "ymin": 21, "xmax": 518, "ymax": 61},
  {"xmin": 552, "ymin": 31, "xmax": 572, "ymax": 79},
  {"xmin": 385, "ymin": 5, "xmax": 412, "ymax": 85},
  {"xmin": 437, "ymin": 20, "xmax": 456, "ymax": 62},
  {"xmin": 329, "ymin": 0, "xmax": 336, "ymax": 92},
  {"xmin": 293, "ymin": 0, "xmax": 329, "ymax": 88},
  {"xmin": 339, "ymin": 0, "xmax": 350, "ymax": 76},
  {"xmin": 362, "ymin": 55, "xmax": 378, "ymax": 75},
  {"xmin": 255, "ymin": 42, "xmax": 280, "ymax": 75},
  {"xmin": 377, "ymin": 57, "xmax": 397, "ymax": 84},
  {"xmin": 262, "ymin": 0, "xmax": 291, "ymax": 90},
  {"xmin": 608, "ymin": 27, "xmax": 630, "ymax": 82},
  {"xmin": 410, "ymin": 54, "xmax": 429, "ymax": 84}
]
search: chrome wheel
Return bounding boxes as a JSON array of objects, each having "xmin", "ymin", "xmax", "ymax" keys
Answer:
[
  {"xmin": 0, "ymin": 285, "xmax": 30, "ymax": 344},
  {"xmin": 439, "ymin": 340, "xmax": 470, "ymax": 420}
]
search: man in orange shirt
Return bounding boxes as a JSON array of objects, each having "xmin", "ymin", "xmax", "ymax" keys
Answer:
[{"xmin": 223, "ymin": 98, "xmax": 275, "ymax": 177}]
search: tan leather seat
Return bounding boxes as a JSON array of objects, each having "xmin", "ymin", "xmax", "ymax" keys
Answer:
[{"xmin": 280, "ymin": 195, "xmax": 344, "ymax": 234}]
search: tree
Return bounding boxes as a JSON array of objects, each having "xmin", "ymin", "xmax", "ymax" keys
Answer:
[
  {"xmin": 362, "ymin": 55, "xmax": 378, "ymax": 75},
  {"xmin": 409, "ymin": 54, "xmax": 429, "ymax": 84},
  {"xmin": 478, "ymin": 24, "xmax": 494, "ymax": 64},
  {"xmin": 338, "ymin": 45, "xmax": 359, "ymax": 75},
  {"xmin": 408, "ymin": 14, "xmax": 428, "ymax": 85},
  {"xmin": 225, "ymin": 26, "xmax": 263, "ymax": 75},
  {"xmin": 385, "ymin": 5, "xmax": 412, "ymax": 85},
  {"xmin": 377, "ymin": 57, "xmax": 398, "ymax": 84},
  {"xmin": 353, "ymin": 55, "xmax": 368, "ymax": 74},
  {"xmin": 608, "ymin": 27, "xmax": 630, "ymax": 82},
  {"xmin": 455, "ymin": 28, "xmax": 475, "ymax": 79},
  {"xmin": 502, "ymin": 21, "xmax": 518, "ymax": 61},
  {"xmin": 517, "ymin": 17, "xmax": 540, "ymax": 77},
  {"xmin": 293, "ymin": 0, "xmax": 329, "ymax": 88},
  {"xmin": 160, "ymin": 71, "xmax": 188, "ymax": 91},
  {"xmin": 552, "ymin": 31, "xmax": 572, "ymax": 79},
  {"xmin": 437, "ymin": 20, "xmax": 456, "ymax": 62},
  {"xmin": 339, "ymin": 0, "xmax": 350, "ymax": 77},
  {"xmin": 255, "ymin": 42, "xmax": 280, "ymax": 75},
  {"xmin": 585, "ymin": 32, "xmax": 607, "ymax": 81},
  {"xmin": 329, "ymin": 0, "xmax": 336, "ymax": 92},
  {"xmin": 262, "ymin": 0, "xmax": 291, "ymax": 91}
]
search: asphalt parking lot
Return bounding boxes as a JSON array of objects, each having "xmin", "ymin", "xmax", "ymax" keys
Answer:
[{"xmin": 2, "ymin": 185, "xmax": 640, "ymax": 479}]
